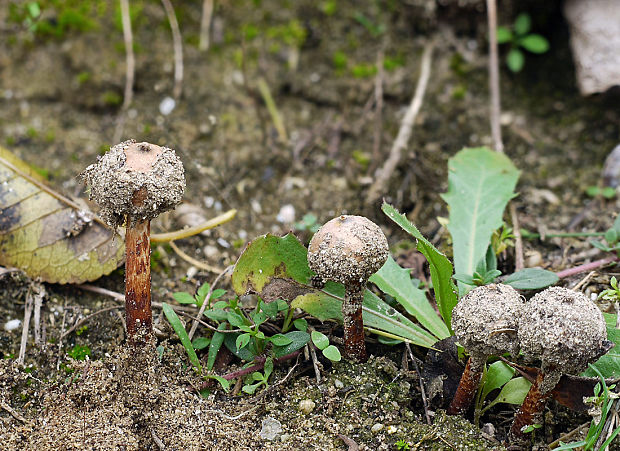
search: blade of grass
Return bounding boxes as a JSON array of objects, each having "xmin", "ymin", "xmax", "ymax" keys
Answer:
[{"xmin": 162, "ymin": 302, "xmax": 202, "ymax": 373}]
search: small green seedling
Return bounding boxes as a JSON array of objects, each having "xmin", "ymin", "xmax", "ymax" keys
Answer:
[
  {"xmin": 599, "ymin": 276, "xmax": 620, "ymax": 303},
  {"xmin": 497, "ymin": 13, "xmax": 550, "ymax": 72},
  {"xmin": 395, "ymin": 439, "xmax": 410, "ymax": 451},
  {"xmin": 242, "ymin": 357, "xmax": 273, "ymax": 394},
  {"xmin": 311, "ymin": 331, "xmax": 342, "ymax": 362},
  {"xmin": 591, "ymin": 214, "xmax": 620, "ymax": 255},
  {"xmin": 173, "ymin": 282, "xmax": 226, "ymax": 309},
  {"xmin": 586, "ymin": 185, "xmax": 616, "ymax": 200}
]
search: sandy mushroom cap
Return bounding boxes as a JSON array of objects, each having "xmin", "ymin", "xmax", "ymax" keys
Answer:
[
  {"xmin": 307, "ymin": 215, "xmax": 389, "ymax": 286},
  {"xmin": 81, "ymin": 139, "xmax": 185, "ymax": 227},
  {"xmin": 451, "ymin": 284, "xmax": 524, "ymax": 358},
  {"xmin": 519, "ymin": 287, "xmax": 609, "ymax": 377}
]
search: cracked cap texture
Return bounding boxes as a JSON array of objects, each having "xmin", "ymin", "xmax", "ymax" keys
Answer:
[
  {"xmin": 307, "ymin": 215, "xmax": 388, "ymax": 286},
  {"xmin": 81, "ymin": 140, "xmax": 185, "ymax": 227}
]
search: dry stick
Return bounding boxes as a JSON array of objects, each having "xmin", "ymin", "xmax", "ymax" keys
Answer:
[
  {"xmin": 257, "ymin": 77, "xmax": 288, "ymax": 143},
  {"xmin": 366, "ymin": 40, "xmax": 434, "ymax": 205},
  {"xmin": 17, "ymin": 288, "xmax": 34, "ymax": 365},
  {"xmin": 406, "ymin": 343, "xmax": 431, "ymax": 425},
  {"xmin": 1, "ymin": 401, "xmax": 30, "ymax": 424},
  {"xmin": 510, "ymin": 203, "xmax": 524, "ymax": 271},
  {"xmin": 199, "ymin": 0, "xmax": 215, "ymax": 52},
  {"xmin": 188, "ymin": 265, "xmax": 234, "ymax": 340},
  {"xmin": 32, "ymin": 284, "xmax": 45, "ymax": 346},
  {"xmin": 308, "ymin": 342, "xmax": 322, "ymax": 384},
  {"xmin": 556, "ymin": 256, "xmax": 619, "ymax": 279},
  {"xmin": 548, "ymin": 422, "xmax": 590, "ymax": 449},
  {"xmin": 169, "ymin": 240, "xmax": 224, "ymax": 273},
  {"xmin": 114, "ymin": 0, "xmax": 135, "ymax": 144},
  {"xmin": 176, "ymin": 311, "xmax": 243, "ymax": 334},
  {"xmin": 161, "ymin": 0, "xmax": 183, "ymax": 99}
]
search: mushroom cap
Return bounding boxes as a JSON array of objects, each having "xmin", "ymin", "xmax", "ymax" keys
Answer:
[
  {"xmin": 81, "ymin": 140, "xmax": 185, "ymax": 227},
  {"xmin": 519, "ymin": 287, "xmax": 609, "ymax": 376},
  {"xmin": 307, "ymin": 215, "xmax": 388, "ymax": 286},
  {"xmin": 451, "ymin": 283, "xmax": 524, "ymax": 358}
]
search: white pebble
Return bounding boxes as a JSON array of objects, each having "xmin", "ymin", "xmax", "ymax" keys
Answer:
[
  {"xmin": 4, "ymin": 319, "xmax": 21, "ymax": 331},
  {"xmin": 277, "ymin": 204, "xmax": 296, "ymax": 223},
  {"xmin": 159, "ymin": 96, "xmax": 176, "ymax": 116}
]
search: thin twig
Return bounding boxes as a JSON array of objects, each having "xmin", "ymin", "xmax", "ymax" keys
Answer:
[
  {"xmin": 366, "ymin": 39, "xmax": 434, "ymax": 205},
  {"xmin": 308, "ymin": 342, "xmax": 322, "ymax": 385},
  {"xmin": 169, "ymin": 240, "xmax": 224, "ymax": 273},
  {"xmin": 59, "ymin": 306, "xmax": 123, "ymax": 341},
  {"xmin": 161, "ymin": 0, "xmax": 184, "ymax": 99},
  {"xmin": 188, "ymin": 265, "xmax": 233, "ymax": 340},
  {"xmin": 18, "ymin": 287, "xmax": 35, "ymax": 365},
  {"xmin": 32, "ymin": 284, "xmax": 45, "ymax": 346},
  {"xmin": 571, "ymin": 270, "xmax": 595, "ymax": 292},
  {"xmin": 199, "ymin": 0, "xmax": 215, "ymax": 52},
  {"xmin": 556, "ymin": 256, "xmax": 619, "ymax": 279},
  {"xmin": 509, "ymin": 203, "xmax": 524, "ymax": 271},
  {"xmin": 407, "ymin": 343, "xmax": 431, "ymax": 425},
  {"xmin": 114, "ymin": 0, "xmax": 135, "ymax": 143},
  {"xmin": 151, "ymin": 429, "xmax": 165, "ymax": 450},
  {"xmin": 1, "ymin": 401, "xmax": 30, "ymax": 424},
  {"xmin": 257, "ymin": 77, "xmax": 288, "ymax": 143},
  {"xmin": 486, "ymin": 0, "xmax": 503, "ymax": 153},
  {"xmin": 548, "ymin": 422, "xmax": 590, "ymax": 449},
  {"xmin": 150, "ymin": 209, "xmax": 237, "ymax": 243},
  {"xmin": 176, "ymin": 310, "xmax": 243, "ymax": 334}
]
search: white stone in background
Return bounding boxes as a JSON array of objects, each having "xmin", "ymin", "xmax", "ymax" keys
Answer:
[
  {"xmin": 4, "ymin": 319, "xmax": 21, "ymax": 331},
  {"xmin": 277, "ymin": 204, "xmax": 295, "ymax": 223},
  {"xmin": 564, "ymin": 0, "xmax": 620, "ymax": 94},
  {"xmin": 159, "ymin": 96, "xmax": 176, "ymax": 116},
  {"xmin": 259, "ymin": 417, "xmax": 282, "ymax": 441}
]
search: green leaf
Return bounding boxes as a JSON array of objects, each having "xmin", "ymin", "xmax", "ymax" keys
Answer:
[
  {"xmin": 519, "ymin": 34, "xmax": 549, "ymax": 54},
  {"xmin": 269, "ymin": 333, "xmax": 293, "ymax": 346},
  {"xmin": 293, "ymin": 318, "xmax": 308, "ymax": 332},
  {"xmin": 486, "ymin": 377, "xmax": 531, "ymax": 410},
  {"xmin": 507, "ymin": 48, "xmax": 525, "ymax": 72},
  {"xmin": 227, "ymin": 311, "xmax": 246, "ymax": 327},
  {"xmin": 496, "ymin": 26, "xmax": 513, "ymax": 44},
  {"xmin": 211, "ymin": 289, "xmax": 227, "ymax": 300},
  {"xmin": 503, "ymin": 268, "xmax": 559, "ymax": 290},
  {"xmin": 224, "ymin": 334, "xmax": 258, "ymax": 361},
  {"xmin": 207, "ymin": 323, "xmax": 227, "ymax": 371},
  {"xmin": 252, "ymin": 311, "xmax": 267, "ymax": 326},
  {"xmin": 370, "ymin": 256, "xmax": 450, "ymax": 339},
  {"xmin": 203, "ymin": 308, "xmax": 228, "ymax": 322},
  {"xmin": 204, "ymin": 374, "xmax": 230, "ymax": 392},
  {"xmin": 162, "ymin": 303, "xmax": 202, "ymax": 373},
  {"xmin": 197, "ymin": 282, "xmax": 211, "ymax": 302},
  {"xmin": 236, "ymin": 333, "xmax": 251, "ymax": 350},
  {"xmin": 271, "ymin": 331, "xmax": 311, "ymax": 357},
  {"xmin": 513, "ymin": 13, "xmax": 531, "ymax": 35},
  {"xmin": 192, "ymin": 336, "xmax": 211, "ymax": 350},
  {"xmin": 242, "ymin": 383, "xmax": 260, "ymax": 394},
  {"xmin": 260, "ymin": 300, "xmax": 279, "ymax": 318},
  {"xmin": 480, "ymin": 361, "xmax": 515, "ymax": 402},
  {"xmin": 233, "ymin": 233, "xmax": 437, "ymax": 348},
  {"xmin": 382, "ymin": 203, "xmax": 458, "ymax": 330},
  {"xmin": 322, "ymin": 345, "xmax": 342, "ymax": 362},
  {"xmin": 173, "ymin": 292, "xmax": 198, "ymax": 305},
  {"xmin": 453, "ymin": 273, "xmax": 476, "ymax": 286},
  {"xmin": 264, "ymin": 357, "xmax": 274, "ymax": 378},
  {"xmin": 440, "ymin": 147, "xmax": 520, "ymax": 294},
  {"xmin": 311, "ymin": 330, "xmax": 330, "ymax": 350},
  {"xmin": 582, "ymin": 324, "xmax": 620, "ymax": 379},
  {"xmin": 605, "ymin": 228, "xmax": 618, "ymax": 245}
]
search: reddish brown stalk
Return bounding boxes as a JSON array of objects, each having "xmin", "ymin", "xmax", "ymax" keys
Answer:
[
  {"xmin": 509, "ymin": 371, "xmax": 551, "ymax": 443},
  {"xmin": 556, "ymin": 256, "xmax": 619, "ymax": 279},
  {"xmin": 343, "ymin": 283, "xmax": 368, "ymax": 363},
  {"xmin": 125, "ymin": 219, "xmax": 153, "ymax": 343},
  {"xmin": 447, "ymin": 356, "xmax": 485, "ymax": 415}
]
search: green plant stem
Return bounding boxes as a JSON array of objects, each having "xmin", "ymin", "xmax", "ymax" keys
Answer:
[
  {"xmin": 257, "ymin": 77, "xmax": 287, "ymax": 142},
  {"xmin": 281, "ymin": 308, "xmax": 295, "ymax": 333}
]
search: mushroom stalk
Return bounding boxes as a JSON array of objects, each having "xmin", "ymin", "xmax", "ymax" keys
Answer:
[
  {"xmin": 342, "ymin": 281, "xmax": 367, "ymax": 362},
  {"xmin": 509, "ymin": 371, "xmax": 553, "ymax": 442},
  {"xmin": 447, "ymin": 354, "xmax": 486, "ymax": 415},
  {"xmin": 125, "ymin": 219, "xmax": 152, "ymax": 342}
]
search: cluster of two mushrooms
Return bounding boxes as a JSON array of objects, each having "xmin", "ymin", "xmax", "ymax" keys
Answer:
[{"xmin": 449, "ymin": 284, "xmax": 613, "ymax": 444}]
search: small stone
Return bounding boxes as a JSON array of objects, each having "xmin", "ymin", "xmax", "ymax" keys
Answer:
[
  {"xmin": 387, "ymin": 425, "xmax": 398, "ymax": 434},
  {"xmin": 159, "ymin": 96, "xmax": 176, "ymax": 115},
  {"xmin": 277, "ymin": 204, "xmax": 296, "ymax": 223},
  {"xmin": 280, "ymin": 434, "xmax": 291, "ymax": 442},
  {"xmin": 334, "ymin": 379, "xmax": 344, "ymax": 389},
  {"xmin": 298, "ymin": 399, "xmax": 316, "ymax": 414},
  {"xmin": 259, "ymin": 416, "xmax": 282, "ymax": 441},
  {"xmin": 4, "ymin": 319, "xmax": 21, "ymax": 331},
  {"xmin": 371, "ymin": 423, "xmax": 384, "ymax": 433}
]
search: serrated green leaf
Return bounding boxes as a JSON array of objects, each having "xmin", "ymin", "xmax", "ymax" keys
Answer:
[
  {"xmin": 507, "ymin": 48, "xmax": 525, "ymax": 72},
  {"xmin": 311, "ymin": 330, "xmax": 330, "ymax": 350},
  {"xmin": 322, "ymin": 345, "xmax": 341, "ymax": 362},
  {"xmin": 162, "ymin": 303, "xmax": 202, "ymax": 373},
  {"xmin": 382, "ymin": 203, "xmax": 458, "ymax": 329},
  {"xmin": 440, "ymin": 148, "xmax": 520, "ymax": 294},
  {"xmin": 514, "ymin": 13, "xmax": 531, "ymax": 35},
  {"xmin": 503, "ymin": 268, "xmax": 559, "ymax": 290},
  {"xmin": 173, "ymin": 292, "xmax": 197, "ymax": 305},
  {"xmin": 370, "ymin": 255, "xmax": 449, "ymax": 339},
  {"xmin": 519, "ymin": 34, "xmax": 549, "ymax": 54}
]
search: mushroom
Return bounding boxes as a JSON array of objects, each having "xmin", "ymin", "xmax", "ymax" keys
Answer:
[
  {"xmin": 448, "ymin": 283, "xmax": 524, "ymax": 415},
  {"xmin": 81, "ymin": 139, "xmax": 185, "ymax": 345},
  {"xmin": 509, "ymin": 287, "xmax": 612, "ymax": 443},
  {"xmin": 307, "ymin": 215, "xmax": 388, "ymax": 362}
]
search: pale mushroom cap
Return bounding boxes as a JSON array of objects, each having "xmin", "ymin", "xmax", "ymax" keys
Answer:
[
  {"xmin": 451, "ymin": 283, "xmax": 524, "ymax": 358},
  {"xmin": 519, "ymin": 287, "xmax": 608, "ymax": 376},
  {"xmin": 307, "ymin": 215, "xmax": 389, "ymax": 285},
  {"xmin": 81, "ymin": 140, "xmax": 185, "ymax": 227}
]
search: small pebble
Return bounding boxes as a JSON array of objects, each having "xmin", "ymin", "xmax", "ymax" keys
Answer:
[
  {"xmin": 334, "ymin": 379, "xmax": 344, "ymax": 389},
  {"xmin": 259, "ymin": 416, "xmax": 282, "ymax": 441},
  {"xmin": 159, "ymin": 96, "xmax": 176, "ymax": 115},
  {"xmin": 371, "ymin": 423, "xmax": 384, "ymax": 433},
  {"xmin": 4, "ymin": 319, "xmax": 21, "ymax": 331},
  {"xmin": 387, "ymin": 425, "xmax": 398, "ymax": 434},
  {"xmin": 277, "ymin": 204, "xmax": 295, "ymax": 223},
  {"xmin": 298, "ymin": 399, "xmax": 315, "ymax": 414}
]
